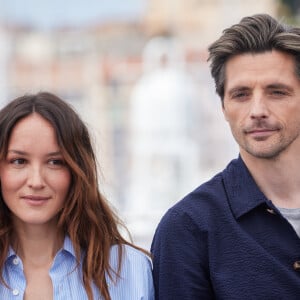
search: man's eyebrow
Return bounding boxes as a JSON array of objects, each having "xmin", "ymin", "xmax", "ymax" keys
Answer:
[
  {"xmin": 227, "ymin": 86, "xmax": 250, "ymax": 95},
  {"xmin": 227, "ymin": 83, "xmax": 294, "ymax": 94},
  {"xmin": 266, "ymin": 83, "xmax": 293, "ymax": 91}
]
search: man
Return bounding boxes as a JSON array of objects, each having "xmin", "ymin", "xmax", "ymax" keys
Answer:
[{"xmin": 151, "ymin": 14, "xmax": 300, "ymax": 299}]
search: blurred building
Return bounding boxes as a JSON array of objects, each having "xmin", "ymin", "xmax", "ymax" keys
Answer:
[{"xmin": 0, "ymin": 0, "xmax": 277, "ymax": 248}]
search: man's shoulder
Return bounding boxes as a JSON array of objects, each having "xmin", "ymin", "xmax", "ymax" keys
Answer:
[
  {"xmin": 157, "ymin": 158, "xmax": 241, "ymax": 229},
  {"xmin": 174, "ymin": 166, "xmax": 230, "ymax": 212},
  {"xmin": 159, "ymin": 174, "xmax": 223, "ymax": 228}
]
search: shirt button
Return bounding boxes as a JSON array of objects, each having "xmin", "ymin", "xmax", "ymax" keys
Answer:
[
  {"xmin": 266, "ymin": 208, "xmax": 276, "ymax": 215},
  {"xmin": 293, "ymin": 261, "xmax": 300, "ymax": 270},
  {"xmin": 12, "ymin": 289, "xmax": 19, "ymax": 296},
  {"xmin": 12, "ymin": 257, "xmax": 19, "ymax": 265}
]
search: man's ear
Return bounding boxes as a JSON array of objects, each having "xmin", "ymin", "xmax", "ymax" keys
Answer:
[{"xmin": 222, "ymin": 104, "xmax": 229, "ymax": 122}]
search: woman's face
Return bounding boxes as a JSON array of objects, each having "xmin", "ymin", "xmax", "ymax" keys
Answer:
[{"xmin": 0, "ymin": 113, "xmax": 71, "ymax": 229}]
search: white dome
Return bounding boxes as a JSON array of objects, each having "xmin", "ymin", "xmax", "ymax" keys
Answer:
[{"xmin": 130, "ymin": 66, "xmax": 196, "ymax": 135}]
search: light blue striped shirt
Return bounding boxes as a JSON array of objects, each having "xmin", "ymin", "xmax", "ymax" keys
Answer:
[{"xmin": 0, "ymin": 236, "xmax": 154, "ymax": 299}]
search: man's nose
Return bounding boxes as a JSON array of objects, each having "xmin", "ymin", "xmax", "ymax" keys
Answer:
[{"xmin": 249, "ymin": 95, "xmax": 269, "ymax": 119}]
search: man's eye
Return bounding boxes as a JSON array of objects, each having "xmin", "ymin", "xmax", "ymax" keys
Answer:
[
  {"xmin": 235, "ymin": 93, "xmax": 245, "ymax": 98},
  {"xmin": 271, "ymin": 90, "xmax": 286, "ymax": 96},
  {"xmin": 232, "ymin": 92, "xmax": 249, "ymax": 100}
]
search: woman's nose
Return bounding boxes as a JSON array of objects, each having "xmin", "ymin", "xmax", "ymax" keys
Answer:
[{"xmin": 27, "ymin": 166, "xmax": 45, "ymax": 189}]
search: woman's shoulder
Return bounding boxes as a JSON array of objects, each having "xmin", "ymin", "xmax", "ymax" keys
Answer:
[
  {"xmin": 109, "ymin": 244, "xmax": 152, "ymax": 269},
  {"xmin": 107, "ymin": 244, "xmax": 154, "ymax": 299}
]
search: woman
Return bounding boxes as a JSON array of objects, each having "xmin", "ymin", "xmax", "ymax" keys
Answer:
[{"xmin": 0, "ymin": 92, "xmax": 154, "ymax": 299}]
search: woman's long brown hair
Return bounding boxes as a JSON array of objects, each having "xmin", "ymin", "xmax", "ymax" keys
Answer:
[{"xmin": 0, "ymin": 92, "xmax": 145, "ymax": 300}]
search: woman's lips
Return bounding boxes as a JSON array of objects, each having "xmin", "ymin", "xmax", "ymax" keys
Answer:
[{"xmin": 21, "ymin": 195, "xmax": 51, "ymax": 205}]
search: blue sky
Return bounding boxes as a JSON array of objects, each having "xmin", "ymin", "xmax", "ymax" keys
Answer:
[{"xmin": 0, "ymin": 0, "xmax": 147, "ymax": 29}]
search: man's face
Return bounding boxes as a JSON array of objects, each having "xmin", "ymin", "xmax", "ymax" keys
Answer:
[{"xmin": 223, "ymin": 50, "xmax": 300, "ymax": 160}]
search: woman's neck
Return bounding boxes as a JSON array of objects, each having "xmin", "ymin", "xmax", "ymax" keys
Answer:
[{"xmin": 12, "ymin": 221, "xmax": 64, "ymax": 267}]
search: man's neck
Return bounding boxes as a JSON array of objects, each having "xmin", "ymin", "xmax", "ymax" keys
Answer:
[{"xmin": 241, "ymin": 150, "xmax": 300, "ymax": 208}]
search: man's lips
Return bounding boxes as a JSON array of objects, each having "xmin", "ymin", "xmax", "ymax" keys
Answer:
[
  {"xmin": 244, "ymin": 127, "xmax": 279, "ymax": 139},
  {"xmin": 246, "ymin": 128, "xmax": 277, "ymax": 134}
]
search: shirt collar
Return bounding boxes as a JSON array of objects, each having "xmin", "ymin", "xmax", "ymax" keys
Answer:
[
  {"xmin": 223, "ymin": 155, "xmax": 269, "ymax": 219},
  {"xmin": 6, "ymin": 246, "xmax": 16, "ymax": 263},
  {"xmin": 6, "ymin": 235, "xmax": 77, "ymax": 262},
  {"xmin": 62, "ymin": 235, "xmax": 77, "ymax": 258}
]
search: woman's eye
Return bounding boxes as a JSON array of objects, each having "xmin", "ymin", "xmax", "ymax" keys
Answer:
[
  {"xmin": 10, "ymin": 158, "xmax": 26, "ymax": 165},
  {"xmin": 48, "ymin": 159, "xmax": 65, "ymax": 167}
]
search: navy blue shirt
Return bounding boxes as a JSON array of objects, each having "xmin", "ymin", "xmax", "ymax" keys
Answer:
[{"xmin": 151, "ymin": 157, "xmax": 300, "ymax": 299}]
